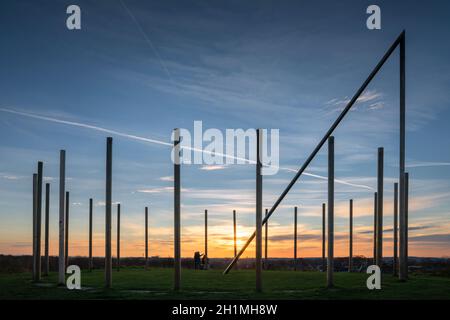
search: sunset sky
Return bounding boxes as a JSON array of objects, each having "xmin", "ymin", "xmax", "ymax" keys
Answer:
[{"xmin": 1, "ymin": 0, "xmax": 450, "ymax": 259}]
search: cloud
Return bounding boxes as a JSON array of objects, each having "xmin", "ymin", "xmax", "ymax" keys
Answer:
[
  {"xmin": 96, "ymin": 201, "xmax": 121, "ymax": 206},
  {"xmin": 159, "ymin": 176, "xmax": 174, "ymax": 182},
  {"xmin": 407, "ymin": 161, "xmax": 450, "ymax": 168},
  {"xmin": 136, "ymin": 187, "xmax": 189, "ymax": 193},
  {"xmin": 409, "ymin": 234, "xmax": 450, "ymax": 243},
  {"xmin": 199, "ymin": 165, "xmax": 228, "ymax": 171},
  {"xmin": 359, "ymin": 225, "xmax": 432, "ymax": 234},
  {"xmin": 0, "ymin": 174, "xmax": 22, "ymax": 180},
  {"xmin": 325, "ymin": 89, "xmax": 383, "ymax": 114}
]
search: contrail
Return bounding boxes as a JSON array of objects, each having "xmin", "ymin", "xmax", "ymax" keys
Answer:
[
  {"xmin": 0, "ymin": 107, "xmax": 172, "ymax": 147},
  {"xmin": 119, "ymin": 0, "xmax": 174, "ymax": 84},
  {"xmin": 0, "ymin": 107, "xmax": 373, "ymax": 190}
]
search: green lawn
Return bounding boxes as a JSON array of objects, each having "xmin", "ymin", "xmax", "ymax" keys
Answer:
[{"xmin": 0, "ymin": 268, "xmax": 449, "ymax": 300}]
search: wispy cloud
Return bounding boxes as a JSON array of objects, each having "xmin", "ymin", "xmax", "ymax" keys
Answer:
[
  {"xmin": 407, "ymin": 161, "xmax": 450, "ymax": 168},
  {"xmin": 200, "ymin": 165, "xmax": 228, "ymax": 171}
]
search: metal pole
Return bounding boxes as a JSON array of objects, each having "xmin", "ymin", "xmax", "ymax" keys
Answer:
[
  {"xmin": 373, "ymin": 192, "xmax": 377, "ymax": 265},
  {"xmin": 58, "ymin": 150, "xmax": 65, "ymax": 285},
  {"xmin": 349, "ymin": 199, "xmax": 353, "ymax": 272},
  {"xmin": 327, "ymin": 136, "xmax": 334, "ymax": 288},
  {"xmin": 376, "ymin": 147, "xmax": 384, "ymax": 268},
  {"xmin": 105, "ymin": 137, "xmax": 112, "ymax": 288},
  {"xmin": 404, "ymin": 172, "xmax": 409, "ymax": 279},
  {"xmin": 205, "ymin": 209, "xmax": 208, "ymax": 269},
  {"xmin": 322, "ymin": 203, "xmax": 326, "ymax": 272},
  {"xmin": 65, "ymin": 191, "xmax": 69, "ymax": 269},
  {"xmin": 145, "ymin": 206, "xmax": 148, "ymax": 268},
  {"xmin": 173, "ymin": 128, "xmax": 181, "ymax": 291},
  {"xmin": 233, "ymin": 210, "xmax": 237, "ymax": 269},
  {"xmin": 294, "ymin": 206, "xmax": 298, "ymax": 271},
  {"xmin": 89, "ymin": 198, "xmax": 93, "ymax": 271},
  {"xmin": 223, "ymin": 32, "xmax": 404, "ymax": 274},
  {"xmin": 36, "ymin": 161, "xmax": 43, "ymax": 280},
  {"xmin": 264, "ymin": 209, "xmax": 268, "ymax": 269},
  {"xmin": 44, "ymin": 183, "xmax": 50, "ymax": 276},
  {"xmin": 255, "ymin": 129, "xmax": 263, "ymax": 292},
  {"xmin": 32, "ymin": 173, "xmax": 37, "ymax": 281},
  {"xmin": 117, "ymin": 203, "xmax": 120, "ymax": 271},
  {"xmin": 393, "ymin": 183, "xmax": 398, "ymax": 276},
  {"xmin": 399, "ymin": 30, "xmax": 407, "ymax": 282}
]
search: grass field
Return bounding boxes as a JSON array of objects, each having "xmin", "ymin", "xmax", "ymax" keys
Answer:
[{"xmin": 0, "ymin": 268, "xmax": 449, "ymax": 300}]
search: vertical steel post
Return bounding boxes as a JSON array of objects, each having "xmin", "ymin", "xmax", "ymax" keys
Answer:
[
  {"xmin": 117, "ymin": 203, "xmax": 120, "ymax": 271},
  {"xmin": 32, "ymin": 173, "xmax": 37, "ymax": 280},
  {"xmin": 373, "ymin": 192, "xmax": 377, "ymax": 265},
  {"xmin": 376, "ymin": 148, "xmax": 384, "ymax": 268},
  {"xmin": 327, "ymin": 136, "xmax": 334, "ymax": 288},
  {"xmin": 349, "ymin": 199, "xmax": 353, "ymax": 272},
  {"xmin": 36, "ymin": 161, "xmax": 43, "ymax": 280},
  {"xmin": 58, "ymin": 150, "xmax": 65, "ymax": 285},
  {"xmin": 173, "ymin": 129, "xmax": 181, "ymax": 291},
  {"xmin": 89, "ymin": 198, "xmax": 93, "ymax": 271},
  {"xmin": 322, "ymin": 203, "xmax": 326, "ymax": 272},
  {"xmin": 204, "ymin": 209, "xmax": 208, "ymax": 266},
  {"xmin": 233, "ymin": 210, "xmax": 237, "ymax": 269},
  {"xmin": 404, "ymin": 172, "xmax": 409, "ymax": 279},
  {"xmin": 105, "ymin": 137, "xmax": 112, "ymax": 288},
  {"xmin": 393, "ymin": 183, "xmax": 398, "ymax": 276},
  {"xmin": 44, "ymin": 183, "xmax": 50, "ymax": 276},
  {"xmin": 145, "ymin": 206, "xmax": 148, "ymax": 268},
  {"xmin": 264, "ymin": 209, "xmax": 268, "ymax": 269},
  {"xmin": 255, "ymin": 129, "xmax": 263, "ymax": 292},
  {"xmin": 65, "ymin": 191, "xmax": 69, "ymax": 269},
  {"xmin": 399, "ymin": 31, "xmax": 407, "ymax": 282},
  {"xmin": 294, "ymin": 206, "xmax": 298, "ymax": 271}
]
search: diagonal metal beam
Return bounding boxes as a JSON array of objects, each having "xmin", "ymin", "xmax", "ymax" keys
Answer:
[{"xmin": 223, "ymin": 31, "xmax": 405, "ymax": 274}]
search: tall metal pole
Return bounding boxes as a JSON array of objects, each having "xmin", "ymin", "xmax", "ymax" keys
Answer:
[
  {"xmin": 65, "ymin": 191, "xmax": 69, "ymax": 269},
  {"xmin": 404, "ymin": 172, "xmax": 409, "ymax": 279},
  {"xmin": 36, "ymin": 161, "xmax": 43, "ymax": 281},
  {"xmin": 264, "ymin": 209, "xmax": 268, "ymax": 269},
  {"xmin": 44, "ymin": 183, "xmax": 50, "ymax": 276},
  {"xmin": 117, "ymin": 203, "xmax": 121, "ymax": 271},
  {"xmin": 32, "ymin": 173, "xmax": 37, "ymax": 281},
  {"xmin": 58, "ymin": 150, "xmax": 65, "ymax": 285},
  {"xmin": 255, "ymin": 128, "xmax": 263, "ymax": 292},
  {"xmin": 349, "ymin": 199, "xmax": 353, "ymax": 272},
  {"xmin": 224, "ymin": 32, "xmax": 405, "ymax": 274},
  {"xmin": 327, "ymin": 136, "xmax": 334, "ymax": 288},
  {"xmin": 105, "ymin": 137, "xmax": 113, "ymax": 288},
  {"xmin": 173, "ymin": 128, "xmax": 181, "ymax": 291},
  {"xmin": 393, "ymin": 183, "xmax": 398, "ymax": 276},
  {"xmin": 89, "ymin": 198, "xmax": 93, "ymax": 272},
  {"xmin": 204, "ymin": 209, "xmax": 208, "ymax": 269},
  {"xmin": 294, "ymin": 206, "xmax": 298, "ymax": 271},
  {"xmin": 322, "ymin": 203, "xmax": 326, "ymax": 272},
  {"xmin": 233, "ymin": 210, "xmax": 237, "ymax": 269},
  {"xmin": 373, "ymin": 192, "xmax": 377, "ymax": 265},
  {"xmin": 145, "ymin": 206, "xmax": 148, "ymax": 268},
  {"xmin": 399, "ymin": 31, "xmax": 407, "ymax": 282},
  {"xmin": 376, "ymin": 147, "xmax": 384, "ymax": 268}
]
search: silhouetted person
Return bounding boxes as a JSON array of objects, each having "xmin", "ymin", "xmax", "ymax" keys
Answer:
[
  {"xmin": 202, "ymin": 254, "xmax": 209, "ymax": 270},
  {"xmin": 194, "ymin": 251, "xmax": 201, "ymax": 270}
]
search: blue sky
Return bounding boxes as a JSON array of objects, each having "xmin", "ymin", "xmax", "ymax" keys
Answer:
[{"xmin": 0, "ymin": 0, "xmax": 449, "ymax": 258}]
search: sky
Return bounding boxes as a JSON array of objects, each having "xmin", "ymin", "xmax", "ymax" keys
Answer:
[{"xmin": 0, "ymin": 0, "xmax": 450, "ymax": 259}]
